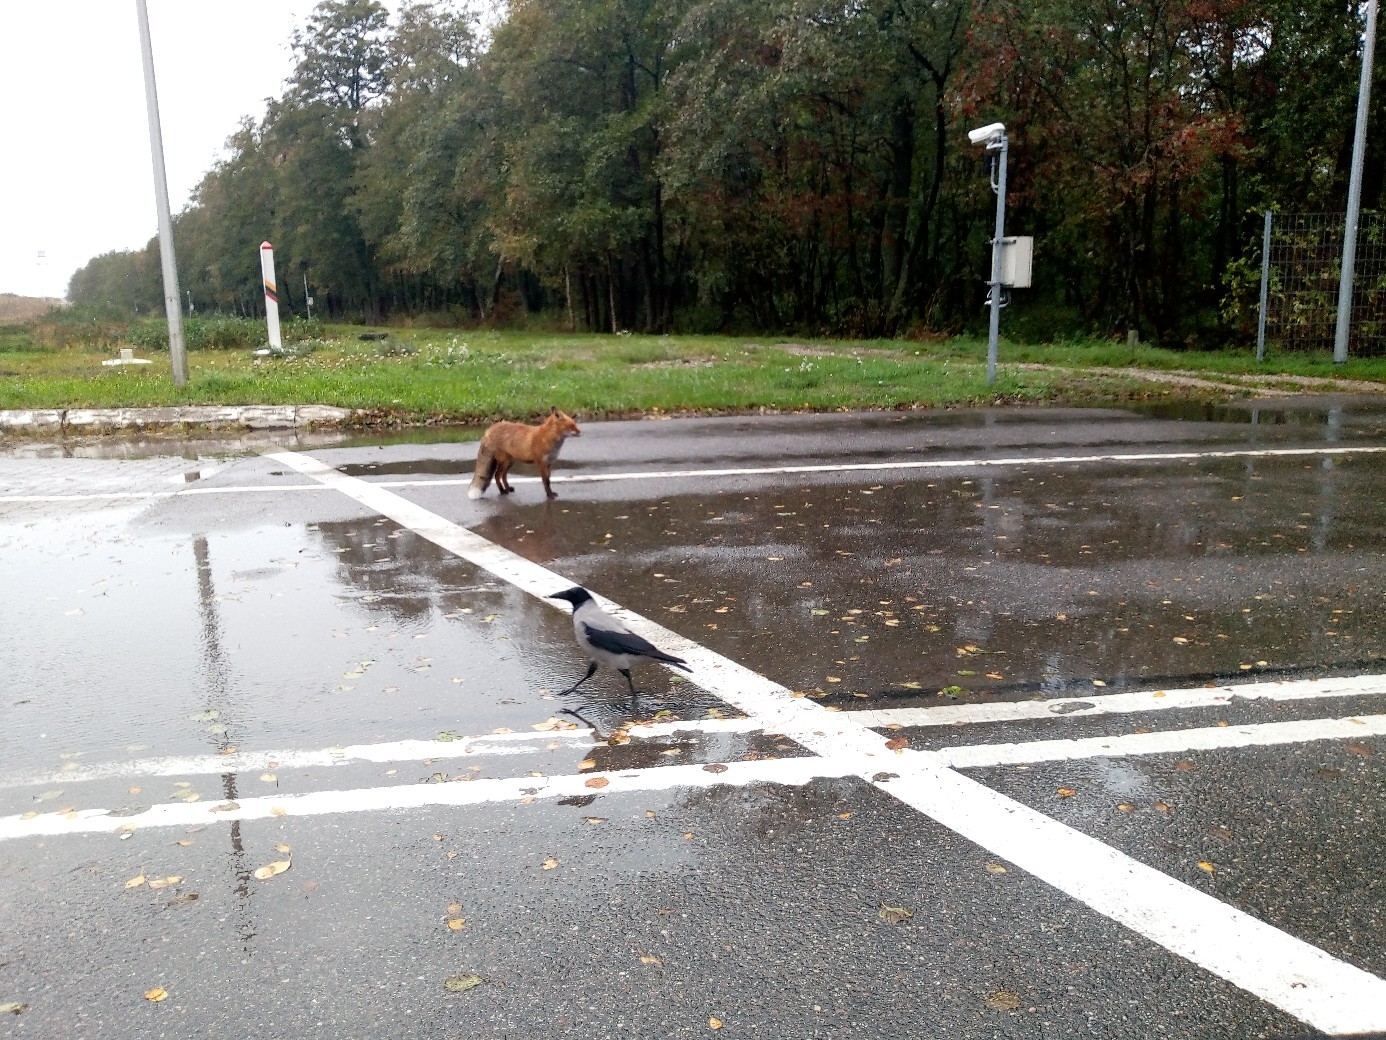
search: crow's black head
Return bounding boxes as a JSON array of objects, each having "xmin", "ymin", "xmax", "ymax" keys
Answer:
[{"xmin": 547, "ymin": 586, "xmax": 592, "ymax": 609}]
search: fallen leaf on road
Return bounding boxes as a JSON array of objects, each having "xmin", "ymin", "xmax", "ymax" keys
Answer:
[
  {"xmin": 878, "ymin": 904, "xmax": 914, "ymax": 924},
  {"xmin": 584, "ymin": 777, "xmax": 609, "ymax": 789},
  {"xmin": 640, "ymin": 955, "xmax": 662, "ymax": 965},
  {"xmin": 124, "ymin": 874, "xmax": 147, "ymax": 889},
  {"xmin": 443, "ymin": 974, "xmax": 483, "ymax": 993},
  {"xmin": 1198, "ymin": 861, "xmax": 1216, "ymax": 874},
  {"xmin": 1057, "ymin": 787, "xmax": 1077, "ymax": 798},
  {"xmin": 1346, "ymin": 742, "xmax": 1375, "ymax": 758},
  {"xmin": 252, "ymin": 859, "xmax": 291, "ymax": 880},
  {"xmin": 709, "ymin": 1016, "xmax": 724, "ymax": 1030},
  {"xmin": 542, "ymin": 857, "xmax": 559, "ymax": 870},
  {"xmin": 984, "ymin": 862, "xmax": 1008, "ymax": 874},
  {"xmin": 985, "ymin": 989, "xmax": 1021, "ymax": 1012},
  {"xmin": 144, "ymin": 987, "xmax": 168, "ymax": 1003},
  {"xmin": 446, "ymin": 918, "xmax": 466, "ymax": 931}
]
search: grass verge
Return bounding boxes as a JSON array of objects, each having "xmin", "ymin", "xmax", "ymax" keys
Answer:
[{"xmin": 3, "ymin": 328, "xmax": 1385, "ymax": 425}]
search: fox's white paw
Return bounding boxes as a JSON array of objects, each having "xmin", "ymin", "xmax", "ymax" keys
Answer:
[{"xmin": 467, "ymin": 487, "xmax": 483, "ymax": 500}]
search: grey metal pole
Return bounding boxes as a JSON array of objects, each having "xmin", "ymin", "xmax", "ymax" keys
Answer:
[
  {"xmin": 135, "ymin": 0, "xmax": 188, "ymax": 387},
  {"xmin": 1256, "ymin": 210, "xmax": 1272, "ymax": 362},
  {"xmin": 1335, "ymin": 0, "xmax": 1378, "ymax": 365},
  {"xmin": 986, "ymin": 134, "xmax": 1009, "ymax": 385}
]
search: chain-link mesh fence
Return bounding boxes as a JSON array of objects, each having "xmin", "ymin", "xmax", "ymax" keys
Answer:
[{"xmin": 1264, "ymin": 211, "xmax": 1386, "ymax": 356}]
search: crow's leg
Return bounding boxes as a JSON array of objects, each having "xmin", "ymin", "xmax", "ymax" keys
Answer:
[{"xmin": 558, "ymin": 661, "xmax": 598, "ymax": 696}]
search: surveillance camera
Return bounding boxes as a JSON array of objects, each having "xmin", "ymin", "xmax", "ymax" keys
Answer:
[{"xmin": 968, "ymin": 122, "xmax": 1006, "ymax": 145}]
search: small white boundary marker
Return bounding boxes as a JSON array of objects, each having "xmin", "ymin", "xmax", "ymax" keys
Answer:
[{"xmin": 4, "ymin": 443, "xmax": 1385, "ymax": 504}]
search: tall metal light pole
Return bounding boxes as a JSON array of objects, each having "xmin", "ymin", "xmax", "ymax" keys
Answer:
[
  {"xmin": 1334, "ymin": 0, "xmax": 1378, "ymax": 365},
  {"xmin": 135, "ymin": 0, "xmax": 189, "ymax": 387},
  {"xmin": 970, "ymin": 122, "xmax": 1009, "ymax": 384}
]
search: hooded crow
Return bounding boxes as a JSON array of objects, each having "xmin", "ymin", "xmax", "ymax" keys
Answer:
[{"xmin": 547, "ymin": 586, "xmax": 692, "ymax": 696}]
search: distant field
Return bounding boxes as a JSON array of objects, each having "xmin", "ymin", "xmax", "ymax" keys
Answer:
[{"xmin": 0, "ymin": 294, "xmax": 63, "ymax": 325}]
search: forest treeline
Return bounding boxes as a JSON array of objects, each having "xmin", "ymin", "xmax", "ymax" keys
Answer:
[{"xmin": 68, "ymin": 0, "xmax": 1385, "ymax": 345}]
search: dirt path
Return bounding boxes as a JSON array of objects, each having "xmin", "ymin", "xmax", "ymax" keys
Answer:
[{"xmin": 1020, "ymin": 364, "xmax": 1386, "ymax": 397}]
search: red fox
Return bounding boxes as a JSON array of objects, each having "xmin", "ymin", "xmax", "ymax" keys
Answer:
[{"xmin": 468, "ymin": 408, "xmax": 581, "ymax": 500}]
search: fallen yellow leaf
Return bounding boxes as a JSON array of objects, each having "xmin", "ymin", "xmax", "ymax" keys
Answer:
[
  {"xmin": 640, "ymin": 954, "xmax": 662, "ymax": 965},
  {"xmin": 584, "ymin": 777, "xmax": 610, "ymax": 789},
  {"xmin": 1198, "ymin": 860, "xmax": 1215, "ymax": 874},
  {"xmin": 144, "ymin": 987, "xmax": 168, "ymax": 1003},
  {"xmin": 541, "ymin": 857, "xmax": 559, "ymax": 870},
  {"xmin": 124, "ymin": 874, "xmax": 147, "ymax": 889},
  {"xmin": 252, "ymin": 859, "xmax": 291, "ymax": 880},
  {"xmin": 1057, "ymin": 787, "xmax": 1077, "ymax": 798},
  {"xmin": 446, "ymin": 917, "xmax": 466, "ymax": 931},
  {"xmin": 709, "ymin": 1017, "xmax": 724, "ymax": 1030},
  {"xmin": 878, "ymin": 904, "xmax": 914, "ymax": 924}
]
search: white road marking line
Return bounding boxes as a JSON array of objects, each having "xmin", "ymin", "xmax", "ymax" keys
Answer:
[
  {"xmin": 937, "ymin": 714, "xmax": 1386, "ymax": 768},
  {"xmin": 453, "ymin": 443, "xmax": 1386, "ymax": 486},
  {"xmin": 846, "ymin": 673, "xmax": 1386, "ymax": 730},
  {"xmin": 0, "ymin": 730, "xmax": 597, "ymax": 789},
  {"xmin": 258, "ymin": 449, "xmax": 1386, "ymax": 1035},
  {"xmin": 6, "ymin": 694, "xmax": 1379, "ymax": 791},
  {"xmin": 0, "ymin": 756, "xmax": 861, "ymax": 841},
  {"xmin": 4, "ymin": 443, "xmax": 1385, "ymax": 504}
]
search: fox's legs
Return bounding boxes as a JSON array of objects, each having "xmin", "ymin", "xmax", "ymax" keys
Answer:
[
  {"xmin": 558, "ymin": 660, "xmax": 598, "ymax": 696},
  {"xmin": 495, "ymin": 457, "xmax": 514, "ymax": 494},
  {"xmin": 538, "ymin": 461, "xmax": 558, "ymax": 499}
]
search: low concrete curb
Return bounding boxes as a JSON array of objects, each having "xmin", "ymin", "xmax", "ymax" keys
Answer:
[{"xmin": 0, "ymin": 404, "xmax": 356, "ymax": 433}]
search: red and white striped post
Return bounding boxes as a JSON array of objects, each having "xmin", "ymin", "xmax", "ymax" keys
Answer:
[{"xmin": 259, "ymin": 241, "xmax": 282, "ymax": 350}]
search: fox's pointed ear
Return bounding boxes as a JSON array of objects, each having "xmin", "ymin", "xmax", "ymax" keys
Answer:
[{"xmin": 549, "ymin": 406, "xmax": 558, "ymax": 415}]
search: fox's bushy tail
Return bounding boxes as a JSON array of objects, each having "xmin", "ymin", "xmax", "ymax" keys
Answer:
[{"xmin": 468, "ymin": 444, "xmax": 496, "ymax": 500}]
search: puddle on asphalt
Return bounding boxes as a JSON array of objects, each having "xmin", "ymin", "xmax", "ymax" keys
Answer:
[
  {"xmin": 0, "ymin": 510, "xmax": 727, "ymax": 788},
  {"xmin": 1127, "ymin": 395, "xmax": 1386, "ymax": 430}
]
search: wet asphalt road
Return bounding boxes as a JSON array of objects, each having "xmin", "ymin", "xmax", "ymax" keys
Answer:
[{"xmin": 2, "ymin": 398, "xmax": 1386, "ymax": 1039}]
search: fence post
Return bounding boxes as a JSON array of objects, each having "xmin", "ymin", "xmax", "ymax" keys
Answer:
[{"xmin": 1257, "ymin": 210, "xmax": 1272, "ymax": 362}]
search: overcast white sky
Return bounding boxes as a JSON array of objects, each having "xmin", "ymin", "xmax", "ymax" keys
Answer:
[{"xmin": 0, "ymin": 2, "xmax": 379, "ymax": 300}]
